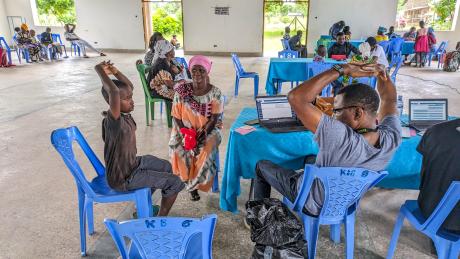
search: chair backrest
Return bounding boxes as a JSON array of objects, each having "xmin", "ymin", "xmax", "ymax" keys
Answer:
[
  {"xmin": 104, "ymin": 214, "xmax": 217, "ymax": 259},
  {"xmin": 52, "ymin": 33, "xmax": 64, "ymax": 45},
  {"xmin": 435, "ymin": 41, "xmax": 447, "ymax": 54},
  {"xmin": 278, "ymin": 50, "xmax": 299, "ymax": 58},
  {"xmin": 0, "ymin": 37, "xmax": 10, "ymax": 51},
  {"xmin": 378, "ymin": 40, "xmax": 391, "ymax": 54},
  {"xmin": 231, "ymin": 53, "xmax": 245, "ymax": 75},
  {"xmin": 175, "ymin": 57, "xmax": 188, "ymax": 69},
  {"xmin": 389, "ymin": 37, "xmax": 404, "ymax": 55},
  {"xmin": 294, "ymin": 165, "xmax": 387, "ymax": 223},
  {"xmin": 281, "ymin": 39, "xmax": 290, "ymax": 50},
  {"xmin": 320, "ymin": 35, "xmax": 333, "ymax": 40},
  {"xmin": 12, "ymin": 34, "xmax": 18, "ymax": 45},
  {"xmin": 421, "ymin": 181, "xmax": 460, "ymax": 233},
  {"xmin": 51, "ymin": 127, "xmax": 105, "ymax": 197},
  {"xmin": 136, "ymin": 63, "xmax": 153, "ymax": 101}
]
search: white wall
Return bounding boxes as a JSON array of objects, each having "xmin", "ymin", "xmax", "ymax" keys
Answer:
[
  {"xmin": 307, "ymin": 0, "xmax": 398, "ymax": 53},
  {"xmin": 182, "ymin": 0, "xmax": 263, "ymax": 54},
  {"xmin": 74, "ymin": 0, "xmax": 144, "ymax": 50},
  {"xmin": 0, "ymin": 0, "xmax": 9, "ymax": 43}
]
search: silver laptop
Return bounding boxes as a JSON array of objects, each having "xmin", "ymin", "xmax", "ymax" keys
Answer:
[
  {"xmin": 409, "ymin": 99, "xmax": 448, "ymax": 131},
  {"xmin": 255, "ymin": 95, "xmax": 306, "ymax": 133}
]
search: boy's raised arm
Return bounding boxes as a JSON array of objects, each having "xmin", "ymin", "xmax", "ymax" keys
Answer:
[{"xmin": 95, "ymin": 62, "xmax": 120, "ymax": 119}]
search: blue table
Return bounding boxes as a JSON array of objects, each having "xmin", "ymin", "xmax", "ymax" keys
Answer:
[
  {"xmin": 220, "ymin": 108, "xmax": 424, "ymax": 213},
  {"xmin": 401, "ymin": 41, "xmax": 415, "ymax": 55},
  {"xmin": 265, "ymin": 58, "xmax": 345, "ymax": 95}
]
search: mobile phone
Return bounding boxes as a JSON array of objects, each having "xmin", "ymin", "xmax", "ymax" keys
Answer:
[{"xmin": 244, "ymin": 119, "xmax": 259, "ymax": 126}]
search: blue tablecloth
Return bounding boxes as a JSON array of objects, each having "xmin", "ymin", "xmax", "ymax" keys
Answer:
[
  {"xmin": 402, "ymin": 41, "xmax": 415, "ymax": 55},
  {"xmin": 265, "ymin": 58, "xmax": 345, "ymax": 95},
  {"xmin": 219, "ymin": 108, "xmax": 425, "ymax": 213}
]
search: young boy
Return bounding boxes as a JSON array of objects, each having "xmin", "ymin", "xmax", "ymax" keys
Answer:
[
  {"xmin": 313, "ymin": 45, "xmax": 326, "ymax": 62},
  {"xmin": 95, "ymin": 61, "xmax": 184, "ymax": 216}
]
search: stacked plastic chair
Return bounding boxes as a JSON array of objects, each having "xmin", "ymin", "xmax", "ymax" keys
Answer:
[
  {"xmin": 387, "ymin": 181, "xmax": 460, "ymax": 259},
  {"xmin": 0, "ymin": 36, "xmax": 12, "ymax": 65},
  {"xmin": 104, "ymin": 214, "xmax": 217, "ymax": 259},
  {"xmin": 427, "ymin": 41, "xmax": 448, "ymax": 68},
  {"xmin": 51, "ymin": 126, "xmax": 153, "ymax": 256},
  {"xmin": 283, "ymin": 165, "xmax": 388, "ymax": 259}
]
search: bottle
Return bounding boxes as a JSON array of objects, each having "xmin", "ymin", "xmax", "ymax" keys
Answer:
[{"xmin": 397, "ymin": 95, "xmax": 403, "ymax": 116}]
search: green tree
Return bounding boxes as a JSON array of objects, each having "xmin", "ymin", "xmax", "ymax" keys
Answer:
[
  {"xmin": 36, "ymin": 0, "xmax": 76, "ymax": 24},
  {"xmin": 432, "ymin": 0, "xmax": 456, "ymax": 23},
  {"xmin": 152, "ymin": 8, "xmax": 182, "ymax": 36}
]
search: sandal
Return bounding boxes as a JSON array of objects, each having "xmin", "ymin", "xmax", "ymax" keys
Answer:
[{"xmin": 190, "ymin": 189, "xmax": 200, "ymax": 201}]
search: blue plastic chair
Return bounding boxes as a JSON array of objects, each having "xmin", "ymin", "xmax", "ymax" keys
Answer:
[
  {"xmin": 175, "ymin": 56, "xmax": 188, "ymax": 70},
  {"xmin": 275, "ymin": 50, "xmax": 300, "ymax": 93},
  {"xmin": 388, "ymin": 37, "xmax": 404, "ymax": 62},
  {"xmin": 388, "ymin": 55, "xmax": 403, "ymax": 83},
  {"xmin": 283, "ymin": 165, "xmax": 388, "ymax": 259},
  {"xmin": 104, "ymin": 214, "xmax": 217, "ymax": 259},
  {"xmin": 69, "ymin": 40, "xmax": 81, "ymax": 56},
  {"xmin": 51, "ymin": 126, "xmax": 153, "ymax": 256},
  {"xmin": 231, "ymin": 53, "xmax": 259, "ymax": 98},
  {"xmin": 309, "ymin": 62, "xmax": 334, "ymax": 97},
  {"xmin": 51, "ymin": 33, "xmax": 69, "ymax": 58},
  {"xmin": 0, "ymin": 36, "xmax": 12, "ymax": 65},
  {"xmin": 12, "ymin": 34, "xmax": 30, "ymax": 63},
  {"xmin": 428, "ymin": 41, "xmax": 447, "ymax": 68},
  {"xmin": 379, "ymin": 40, "xmax": 391, "ymax": 55},
  {"xmin": 387, "ymin": 181, "xmax": 460, "ymax": 259}
]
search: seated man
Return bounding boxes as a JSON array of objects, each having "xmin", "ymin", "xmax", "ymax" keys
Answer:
[
  {"xmin": 64, "ymin": 24, "xmax": 106, "ymax": 58},
  {"xmin": 417, "ymin": 119, "xmax": 460, "ymax": 234},
  {"xmin": 403, "ymin": 27, "xmax": 417, "ymax": 41},
  {"xmin": 254, "ymin": 63, "xmax": 401, "ymax": 216},
  {"xmin": 288, "ymin": 30, "xmax": 307, "ymax": 57},
  {"xmin": 283, "ymin": 26, "xmax": 291, "ymax": 41},
  {"xmin": 328, "ymin": 32, "xmax": 361, "ymax": 58},
  {"xmin": 40, "ymin": 27, "xmax": 64, "ymax": 59},
  {"xmin": 366, "ymin": 37, "xmax": 389, "ymax": 68}
]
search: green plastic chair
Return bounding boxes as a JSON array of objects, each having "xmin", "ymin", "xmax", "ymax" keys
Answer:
[{"xmin": 136, "ymin": 64, "xmax": 172, "ymax": 128}]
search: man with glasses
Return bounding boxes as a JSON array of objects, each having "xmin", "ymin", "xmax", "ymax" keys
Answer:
[{"xmin": 253, "ymin": 63, "xmax": 401, "ymax": 216}]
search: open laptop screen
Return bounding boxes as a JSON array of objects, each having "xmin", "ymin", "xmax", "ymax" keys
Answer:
[
  {"xmin": 256, "ymin": 96, "xmax": 293, "ymax": 120},
  {"xmin": 409, "ymin": 99, "xmax": 447, "ymax": 122}
]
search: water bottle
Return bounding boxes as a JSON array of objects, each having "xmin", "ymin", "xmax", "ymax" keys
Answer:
[{"xmin": 397, "ymin": 95, "xmax": 403, "ymax": 116}]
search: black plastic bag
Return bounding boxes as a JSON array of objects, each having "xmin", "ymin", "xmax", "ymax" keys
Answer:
[{"xmin": 246, "ymin": 198, "xmax": 308, "ymax": 259}]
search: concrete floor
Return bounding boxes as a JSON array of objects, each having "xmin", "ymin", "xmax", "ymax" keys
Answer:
[{"xmin": 1, "ymin": 53, "xmax": 459, "ymax": 259}]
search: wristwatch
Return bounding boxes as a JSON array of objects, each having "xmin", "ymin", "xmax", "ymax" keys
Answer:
[{"xmin": 332, "ymin": 64, "xmax": 344, "ymax": 77}]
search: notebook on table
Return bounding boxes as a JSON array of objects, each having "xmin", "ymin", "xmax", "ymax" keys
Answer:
[{"xmin": 255, "ymin": 95, "xmax": 306, "ymax": 133}]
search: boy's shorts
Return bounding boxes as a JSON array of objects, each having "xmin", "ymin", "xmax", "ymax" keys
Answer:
[{"xmin": 125, "ymin": 155, "xmax": 184, "ymax": 197}]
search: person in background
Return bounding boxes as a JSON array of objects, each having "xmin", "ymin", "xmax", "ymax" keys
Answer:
[
  {"xmin": 327, "ymin": 32, "xmax": 361, "ymax": 58},
  {"xmin": 170, "ymin": 35, "xmax": 180, "ymax": 49},
  {"xmin": 403, "ymin": 27, "xmax": 417, "ymax": 41},
  {"xmin": 96, "ymin": 61, "xmax": 184, "ymax": 216},
  {"xmin": 13, "ymin": 27, "xmax": 20, "ymax": 37},
  {"xmin": 64, "ymin": 24, "xmax": 106, "ymax": 58},
  {"xmin": 414, "ymin": 21, "xmax": 429, "ymax": 67},
  {"xmin": 283, "ymin": 26, "xmax": 291, "ymax": 41},
  {"xmin": 329, "ymin": 20, "xmax": 345, "ymax": 40},
  {"xmin": 314, "ymin": 45, "xmax": 327, "ymax": 62},
  {"xmin": 288, "ymin": 30, "xmax": 307, "ymax": 57},
  {"xmin": 386, "ymin": 26, "xmax": 398, "ymax": 39},
  {"xmin": 343, "ymin": 26, "xmax": 352, "ymax": 41},
  {"xmin": 417, "ymin": 119, "xmax": 460, "ymax": 237},
  {"xmin": 375, "ymin": 26, "xmax": 389, "ymax": 42},
  {"xmin": 143, "ymin": 32, "xmax": 163, "ymax": 66},
  {"xmin": 40, "ymin": 27, "xmax": 64, "ymax": 59},
  {"xmin": 427, "ymin": 27, "xmax": 437, "ymax": 53},
  {"xmin": 366, "ymin": 37, "xmax": 389, "ymax": 68},
  {"xmin": 16, "ymin": 24, "xmax": 42, "ymax": 62},
  {"xmin": 169, "ymin": 56, "xmax": 223, "ymax": 201}
]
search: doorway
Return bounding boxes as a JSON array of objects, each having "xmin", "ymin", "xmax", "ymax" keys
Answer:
[{"xmin": 263, "ymin": 0, "xmax": 309, "ymax": 57}]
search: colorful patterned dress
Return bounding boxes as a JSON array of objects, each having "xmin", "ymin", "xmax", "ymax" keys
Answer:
[{"xmin": 169, "ymin": 83, "xmax": 223, "ymax": 192}]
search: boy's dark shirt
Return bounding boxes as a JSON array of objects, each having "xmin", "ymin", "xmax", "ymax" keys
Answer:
[
  {"xmin": 327, "ymin": 42, "xmax": 360, "ymax": 57},
  {"xmin": 40, "ymin": 32, "xmax": 53, "ymax": 45},
  {"xmin": 102, "ymin": 111, "xmax": 140, "ymax": 190},
  {"xmin": 417, "ymin": 119, "xmax": 460, "ymax": 233}
]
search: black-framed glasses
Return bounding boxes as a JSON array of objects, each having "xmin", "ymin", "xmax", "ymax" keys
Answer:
[{"xmin": 332, "ymin": 105, "xmax": 364, "ymax": 114}]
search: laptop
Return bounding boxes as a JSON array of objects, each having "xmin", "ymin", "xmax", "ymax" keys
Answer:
[
  {"xmin": 409, "ymin": 98, "xmax": 448, "ymax": 131},
  {"xmin": 255, "ymin": 95, "xmax": 306, "ymax": 133}
]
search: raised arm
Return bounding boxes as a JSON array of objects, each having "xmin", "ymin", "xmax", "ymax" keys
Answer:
[
  {"xmin": 288, "ymin": 64, "xmax": 378, "ymax": 133},
  {"xmin": 95, "ymin": 62, "xmax": 121, "ymax": 119},
  {"xmin": 350, "ymin": 44, "xmax": 361, "ymax": 55},
  {"xmin": 375, "ymin": 65, "xmax": 397, "ymax": 121}
]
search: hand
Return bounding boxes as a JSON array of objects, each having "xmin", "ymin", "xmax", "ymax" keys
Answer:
[
  {"xmin": 105, "ymin": 60, "xmax": 119, "ymax": 75},
  {"xmin": 135, "ymin": 59, "xmax": 143, "ymax": 65},
  {"xmin": 342, "ymin": 63, "xmax": 378, "ymax": 78},
  {"xmin": 361, "ymin": 64, "xmax": 388, "ymax": 81}
]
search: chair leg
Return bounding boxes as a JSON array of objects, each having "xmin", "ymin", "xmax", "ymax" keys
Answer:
[
  {"xmin": 150, "ymin": 102, "xmax": 155, "ymax": 121},
  {"xmin": 160, "ymin": 102, "xmax": 163, "ymax": 116},
  {"xmin": 165, "ymin": 101, "xmax": 172, "ymax": 128},
  {"xmin": 145, "ymin": 99, "xmax": 150, "ymax": 126},
  {"xmin": 77, "ymin": 187, "xmax": 87, "ymax": 256},
  {"xmin": 303, "ymin": 216, "xmax": 320, "ymax": 259},
  {"xmin": 330, "ymin": 224, "xmax": 341, "ymax": 244},
  {"xmin": 234, "ymin": 75, "xmax": 240, "ymax": 97},
  {"xmin": 345, "ymin": 211, "xmax": 356, "ymax": 259},
  {"xmin": 386, "ymin": 211, "xmax": 406, "ymax": 259},
  {"xmin": 134, "ymin": 188, "xmax": 153, "ymax": 218},
  {"xmin": 433, "ymin": 240, "xmax": 456, "ymax": 259},
  {"xmin": 85, "ymin": 199, "xmax": 94, "ymax": 235},
  {"xmin": 254, "ymin": 75, "xmax": 259, "ymax": 98}
]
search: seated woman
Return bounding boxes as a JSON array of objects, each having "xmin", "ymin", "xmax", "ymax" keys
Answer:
[
  {"xmin": 144, "ymin": 32, "xmax": 163, "ymax": 66},
  {"xmin": 169, "ymin": 55, "xmax": 223, "ymax": 201},
  {"xmin": 16, "ymin": 24, "xmax": 42, "ymax": 62},
  {"xmin": 64, "ymin": 24, "xmax": 106, "ymax": 58},
  {"xmin": 375, "ymin": 26, "xmax": 389, "ymax": 42},
  {"xmin": 147, "ymin": 40, "xmax": 184, "ymax": 108}
]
